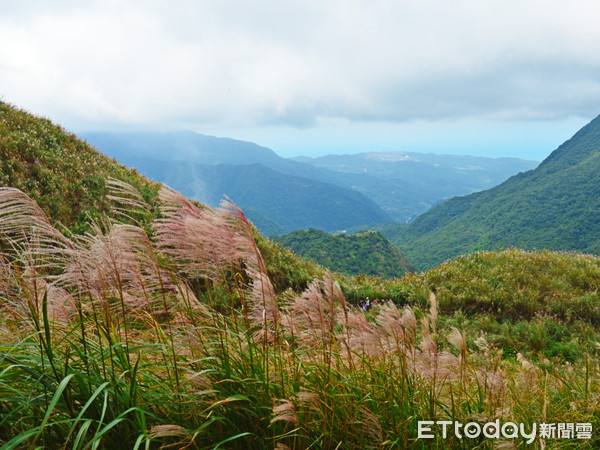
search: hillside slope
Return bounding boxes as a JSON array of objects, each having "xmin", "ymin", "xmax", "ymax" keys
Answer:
[
  {"xmin": 116, "ymin": 158, "xmax": 391, "ymax": 233},
  {"xmin": 0, "ymin": 101, "xmax": 322, "ymax": 293},
  {"xmin": 273, "ymin": 228, "xmax": 413, "ymax": 279},
  {"xmin": 383, "ymin": 113, "xmax": 600, "ymax": 270},
  {"xmin": 0, "ymin": 101, "xmax": 160, "ymax": 233}
]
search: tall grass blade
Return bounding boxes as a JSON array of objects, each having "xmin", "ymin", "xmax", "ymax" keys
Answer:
[{"xmin": 31, "ymin": 373, "xmax": 75, "ymax": 447}]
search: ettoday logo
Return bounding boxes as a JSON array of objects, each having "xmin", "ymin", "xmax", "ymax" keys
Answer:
[{"xmin": 418, "ymin": 420, "xmax": 592, "ymax": 444}]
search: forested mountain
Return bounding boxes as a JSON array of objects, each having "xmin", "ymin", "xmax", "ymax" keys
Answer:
[
  {"xmin": 83, "ymin": 130, "xmax": 324, "ymax": 179},
  {"xmin": 83, "ymin": 131, "xmax": 537, "ymax": 228},
  {"xmin": 272, "ymin": 228, "xmax": 413, "ymax": 279},
  {"xmin": 381, "ymin": 113, "xmax": 600, "ymax": 270},
  {"xmin": 121, "ymin": 158, "xmax": 391, "ymax": 233},
  {"xmin": 83, "ymin": 132, "xmax": 392, "ymax": 232},
  {"xmin": 295, "ymin": 152, "xmax": 538, "ymax": 221}
]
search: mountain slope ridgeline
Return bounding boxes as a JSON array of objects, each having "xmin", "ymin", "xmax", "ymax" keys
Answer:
[{"xmin": 382, "ymin": 113, "xmax": 600, "ymax": 270}]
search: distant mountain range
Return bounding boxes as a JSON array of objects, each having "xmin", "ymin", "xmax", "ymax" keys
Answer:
[
  {"xmin": 83, "ymin": 131, "xmax": 322, "ymax": 178},
  {"xmin": 377, "ymin": 113, "xmax": 600, "ymax": 270},
  {"xmin": 82, "ymin": 132, "xmax": 390, "ymax": 233},
  {"xmin": 6, "ymin": 101, "xmax": 600, "ymax": 282},
  {"xmin": 112, "ymin": 158, "xmax": 390, "ymax": 234},
  {"xmin": 83, "ymin": 131, "xmax": 537, "ymax": 233},
  {"xmin": 295, "ymin": 152, "xmax": 538, "ymax": 221}
]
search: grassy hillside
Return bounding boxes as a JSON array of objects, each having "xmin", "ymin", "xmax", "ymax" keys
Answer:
[
  {"xmin": 1, "ymin": 102, "xmax": 599, "ymax": 448},
  {"xmin": 341, "ymin": 248, "xmax": 600, "ymax": 361},
  {"xmin": 382, "ymin": 113, "xmax": 600, "ymax": 270},
  {"xmin": 0, "ymin": 101, "xmax": 160, "ymax": 234},
  {"xmin": 273, "ymin": 228, "xmax": 413, "ymax": 279},
  {"xmin": 2, "ymin": 199, "xmax": 599, "ymax": 447},
  {"xmin": 0, "ymin": 101, "xmax": 322, "ymax": 295}
]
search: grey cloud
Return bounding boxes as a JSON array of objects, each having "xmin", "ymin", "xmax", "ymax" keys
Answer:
[
  {"xmin": 2, "ymin": 0, "xmax": 600, "ymax": 132},
  {"xmin": 312, "ymin": 57, "xmax": 600, "ymax": 123}
]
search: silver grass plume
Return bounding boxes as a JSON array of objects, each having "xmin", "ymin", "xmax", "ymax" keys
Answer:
[
  {"xmin": 283, "ymin": 272, "xmax": 344, "ymax": 349},
  {"xmin": 106, "ymin": 177, "xmax": 151, "ymax": 225},
  {"xmin": 219, "ymin": 198, "xmax": 279, "ymax": 327},
  {"xmin": 271, "ymin": 399, "xmax": 298, "ymax": 425},
  {"xmin": 154, "ymin": 186, "xmax": 238, "ymax": 283},
  {"xmin": 0, "ymin": 187, "xmax": 74, "ymax": 264}
]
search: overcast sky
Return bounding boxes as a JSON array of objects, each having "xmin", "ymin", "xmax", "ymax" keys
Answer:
[{"xmin": 2, "ymin": 0, "xmax": 600, "ymax": 160}]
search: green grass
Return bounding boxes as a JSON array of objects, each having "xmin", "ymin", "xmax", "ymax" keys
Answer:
[
  {"xmin": 1, "ymin": 101, "xmax": 600, "ymax": 448},
  {"xmin": 1, "ymin": 185, "xmax": 599, "ymax": 448},
  {"xmin": 0, "ymin": 101, "xmax": 161, "ymax": 235},
  {"xmin": 340, "ymin": 249, "xmax": 600, "ymax": 364}
]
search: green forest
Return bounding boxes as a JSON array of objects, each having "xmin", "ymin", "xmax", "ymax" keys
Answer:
[
  {"xmin": 273, "ymin": 228, "xmax": 413, "ymax": 279},
  {"xmin": 379, "ymin": 113, "xmax": 600, "ymax": 270}
]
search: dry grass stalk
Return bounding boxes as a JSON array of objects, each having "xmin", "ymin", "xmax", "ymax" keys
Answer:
[
  {"xmin": 271, "ymin": 399, "xmax": 299, "ymax": 425},
  {"xmin": 155, "ymin": 188, "xmax": 279, "ymax": 327},
  {"xmin": 219, "ymin": 199, "xmax": 279, "ymax": 327},
  {"xmin": 284, "ymin": 274, "xmax": 345, "ymax": 350},
  {"xmin": 0, "ymin": 187, "xmax": 53, "ymax": 238},
  {"xmin": 106, "ymin": 177, "xmax": 151, "ymax": 224},
  {"xmin": 155, "ymin": 187, "xmax": 238, "ymax": 283},
  {"xmin": 342, "ymin": 309, "xmax": 385, "ymax": 358},
  {"xmin": 147, "ymin": 424, "xmax": 194, "ymax": 448},
  {"xmin": 295, "ymin": 391, "xmax": 321, "ymax": 408},
  {"xmin": 358, "ymin": 406, "xmax": 384, "ymax": 446},
  {"xmin": 429, "ymin": 291, "xmax": 438, "ymax": 334},
  {"xmin": 0, "ymin": 188, "xmax": 74, "ymax": 264}
]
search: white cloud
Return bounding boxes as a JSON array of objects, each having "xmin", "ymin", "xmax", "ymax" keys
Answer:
[{"xmin": 1, "ymin": 0, "xmax": 600, "ymax": 154}]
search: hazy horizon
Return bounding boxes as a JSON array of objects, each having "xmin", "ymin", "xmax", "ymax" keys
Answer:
[{"xmin": 78, "ymin": 116, "xmax": 587, "ymax": 162}]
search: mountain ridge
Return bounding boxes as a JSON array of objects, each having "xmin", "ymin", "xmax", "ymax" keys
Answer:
[
  {"xmin": 105, "ymin": 156, "xmax": 391, "ymax": 233},
  {"xmin": 381, "ymin": 113, "xmax": 600, "ymax": 270},
  {"xmin": 84, "ymin": 130, "xmax": 539, "ymax": 225},
  {"xmin": 83, "ymin": 130, "xmax": 327, "ymax": 180}
]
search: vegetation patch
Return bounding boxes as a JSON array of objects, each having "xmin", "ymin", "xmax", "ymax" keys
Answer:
[{"xmin": 273, "ymin": 228, "xmax": 413, "ymax": 279}]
